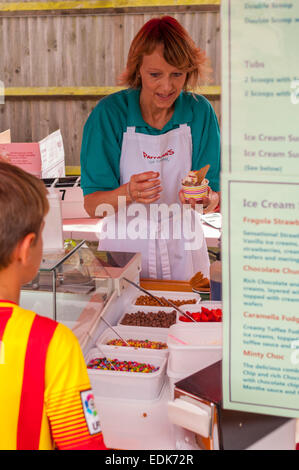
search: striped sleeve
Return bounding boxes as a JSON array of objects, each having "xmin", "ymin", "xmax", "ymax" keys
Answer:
[
  {"xmin": 44, "ymin": 324, "xmax": 107, "ymax": 450},
  {"xmin": 46, "ymin": 386, "xmax": 106, "ymax": 450}
]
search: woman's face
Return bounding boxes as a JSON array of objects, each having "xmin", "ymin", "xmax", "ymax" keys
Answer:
[{"xmin": 139, "ymin": 44, "xmax": 187, "ymax": 111}]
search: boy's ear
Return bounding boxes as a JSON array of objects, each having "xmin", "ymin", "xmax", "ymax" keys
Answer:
[{"xmin": 14, "ymin": 232, "xmax": 36, "ymax": 266}]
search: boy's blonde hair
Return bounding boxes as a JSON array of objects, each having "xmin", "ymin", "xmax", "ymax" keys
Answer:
[
  {"xmin": 0, "ymin": 161, "xmax": 49, "ymax": 269},
  {"xmin": 118, "ymin": 16, "xmax": 211, "ymax": 91}
]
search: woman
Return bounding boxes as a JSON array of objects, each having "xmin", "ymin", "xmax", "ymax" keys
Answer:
[{"xmin": 80, "ymin": 16, "xmax": 220, "ymax": 281}]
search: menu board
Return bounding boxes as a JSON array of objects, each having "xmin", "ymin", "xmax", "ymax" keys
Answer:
[
  {"xmin": 222, "ymin": 0, "xmax": 299, "ymax": 175},
  {"xmin": 39, "ymin": 129, "xmax": 65, "ymax": 178},
  {"xmin": 222, "ymin": 174, "xmax": 299, "ymax": 418},
  {"xmin": 0, "ymin": 142, "xmax": 42, "ymax": 178},
  {"xmin": 221, "ymin": 0, "xmax": 299, "ymax": 419},
  {"xmin": 0, "ymin": 129, "xmax": 65, "ymax": 178}
]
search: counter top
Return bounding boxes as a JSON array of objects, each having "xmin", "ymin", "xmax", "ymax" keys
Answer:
[{"xmin": 63, "ymin": 217, "xmax": 221, "ymax": 247}]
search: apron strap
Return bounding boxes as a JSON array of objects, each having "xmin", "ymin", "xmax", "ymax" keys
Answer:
[
  {"xmin": 148, "ymin": 238, "xmax": 157, "ymax": 279},
  {"xmin": 148, "ymin": 216, "xmax": 172, "ymax": 280},
  {"xmin": 17, "ymin": 315, "xmax": 58, "ymax": 450},
  {"xmin": 148, "ymin": 238, "xmax": 172, "ymax": 280},
  {"xmin": 158, "ymin": 239, "xmax": 172, "ymax": 280},
  {"xmin": 157, "ymin": 211, "xmax": 181, "ymax": 281},
  {"xmin": 126, "ymin": 127, "xmax": 136, "ymax": 134}
]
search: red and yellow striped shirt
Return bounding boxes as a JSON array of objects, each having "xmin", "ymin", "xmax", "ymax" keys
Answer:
[{"xmin": 0, "ymin": 300, "xmax": 106, "ymax": 450}]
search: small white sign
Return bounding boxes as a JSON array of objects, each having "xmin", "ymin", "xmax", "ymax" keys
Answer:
[
  {"xmin": 39, "ymin": 129, "xmax": 65, "ymax": 178},
  {"xmin": 42, "ymin": 189, "xmax": 64, "ymax": 253}
]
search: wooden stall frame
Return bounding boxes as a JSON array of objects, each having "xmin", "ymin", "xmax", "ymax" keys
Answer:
[
  {"xmin": 0, "ymin": 1, "xmax": 221, "ymax": 13},
  {"xmin": 1, "ymin": 0, "xmax": 221, "ymax": 169},
  {"xmin": 4, "ymin": 85, "xmax": 221, "ymax": 97}
]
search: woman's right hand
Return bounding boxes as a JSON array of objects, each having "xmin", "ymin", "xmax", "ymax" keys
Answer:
[{"xmin": 127, "ymin": 171, "xmax": 162, "ymax": 204}]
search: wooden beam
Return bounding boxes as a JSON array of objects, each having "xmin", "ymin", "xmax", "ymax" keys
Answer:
[
  {"xmin": 0, "ymin": 1, "xmax": 221, "ymax": 12},
  {"xmin": 4, "ymin": 86, "xmax": 221, "ymax": 98},
  {"xmin": 4, "ymin": 86, "xmax": 125, "ymax": 97},
  {"xmin": 66, "ymin": 166, "xmax": 81, "ymax": 175}
]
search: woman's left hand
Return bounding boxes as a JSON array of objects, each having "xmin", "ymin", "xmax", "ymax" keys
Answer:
[{"xmin": 179, "ymin": 187, "xmax": 220, "ymax": 214}]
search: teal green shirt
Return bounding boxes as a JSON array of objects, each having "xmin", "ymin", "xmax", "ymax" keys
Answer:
[{"xmin": 80, "ymin": 89, "xmax": 220, "ymax": 195}]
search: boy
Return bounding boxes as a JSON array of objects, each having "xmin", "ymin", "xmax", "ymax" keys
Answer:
[{"xmin": 0, "ymin": 161, "xmax": 106, "ymax": 450}]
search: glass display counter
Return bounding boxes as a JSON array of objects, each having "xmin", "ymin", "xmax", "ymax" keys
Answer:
[{"xmin": 20, "ymin": 240, "xmax": 142, "ymax": 336}]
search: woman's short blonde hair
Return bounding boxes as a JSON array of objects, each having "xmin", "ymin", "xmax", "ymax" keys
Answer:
[
  {"xmin": 0, "ymin": 161, "xmax": 49, "ymax": 269},
  {"xmin": 118, "ymin": 16, "xmax": 211, "ymax": 91}
]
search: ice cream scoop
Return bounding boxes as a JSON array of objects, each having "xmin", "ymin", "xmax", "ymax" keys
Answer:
[
  {"xmin": 182, "ymin": 165, "xmax": 210, "ymax": 186},
  {"xmin": 183, "ymin": 171, "xmax": 199, "ymax": 185}
]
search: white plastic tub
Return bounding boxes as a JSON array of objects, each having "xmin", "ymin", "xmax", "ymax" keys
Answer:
[
  {"xmin": 118, "ymin": 305, "xmax": 177, "ymax": 330},
  {"xmin": 95, "ymin": 382, "xmax": 176, "ymax": 450},
  {"xmin": 176, "ymin": 301, "xmax": 222, "ymax": 326},
  {"xmin": 96, "ymin": 325, "xmax": 169, "ymax": 358},
  {"xmin": 167, "ymin": 364, "xmax": 190, "ymax": 399},
  {"xmin": 167, "ymin": 323, "xmax": 222, "ymax": 375},
  {"xmin": 86, "ymin": 347, "xmax": 167, "ymax": 400},
  {"xmin": 132, "ymin": 290, "xmax": 201, "ymax": 309}
]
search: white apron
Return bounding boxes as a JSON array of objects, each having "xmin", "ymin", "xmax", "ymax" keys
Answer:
[{"xmin": 99, "ymin": 124, "xmax": 210, "ymax": 281}]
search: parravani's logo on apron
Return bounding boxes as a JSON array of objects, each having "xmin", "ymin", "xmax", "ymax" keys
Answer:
[{"xmin": 143, "ymin": 149, "xmax": 174, "ymax": 163}]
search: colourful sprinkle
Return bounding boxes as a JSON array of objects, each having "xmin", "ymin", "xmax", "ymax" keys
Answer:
[
  {"xmin": 87, "ymin": 357, "xmax": 159, "ymax": 373},
  {"xmin": 106, "ymin": 339, "xmax": 167, "ymax": 350}
]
